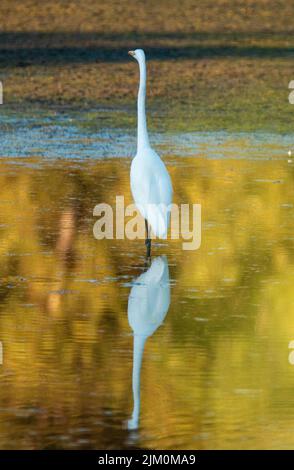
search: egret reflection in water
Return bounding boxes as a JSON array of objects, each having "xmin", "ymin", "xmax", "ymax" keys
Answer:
[{"xmin": 127, "ymin": 256, "xmax": 171, "ymax": 430}]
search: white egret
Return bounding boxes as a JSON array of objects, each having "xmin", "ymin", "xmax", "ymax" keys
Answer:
[
  {"xmin": 127, "ymin": 256, "xmax": 170, "ymax": 430},
  {"xmin": 128, "ymin": 49, "xmax": 173, "ymax": 257}
]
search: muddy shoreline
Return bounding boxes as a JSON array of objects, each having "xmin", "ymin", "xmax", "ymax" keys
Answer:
[{"xmin": 0, "ymin": 1, "xmax": 293, "ymax": 132}]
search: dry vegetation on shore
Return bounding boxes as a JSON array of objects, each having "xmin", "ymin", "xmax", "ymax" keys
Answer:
[{"xmin": 0, "ymin": 1, "xmax": 293, "ymax": 131}]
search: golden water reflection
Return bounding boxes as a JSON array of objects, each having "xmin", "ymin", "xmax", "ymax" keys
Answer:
[{"xmin": 0, "ymin": 154, "xmax": 294, "ymax": 449}]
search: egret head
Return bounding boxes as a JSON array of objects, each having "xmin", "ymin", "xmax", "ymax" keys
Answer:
[{"xmin": 128, "ymin": 49, "xmax": 145, "ymax": 63}]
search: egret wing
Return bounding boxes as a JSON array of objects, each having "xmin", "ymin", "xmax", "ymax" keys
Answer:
[{"xmin": 130, "ymin": 149, "xmax": 173, "ymax": 237}]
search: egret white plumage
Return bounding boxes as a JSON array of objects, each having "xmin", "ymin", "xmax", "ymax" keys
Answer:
[
  {"xmin": 128, "ymin": 49, "xmax": 173, "ymax": 257},
  {"xmin": 127, "ymin": 256, "xmax": 170, "ymax": 430}
]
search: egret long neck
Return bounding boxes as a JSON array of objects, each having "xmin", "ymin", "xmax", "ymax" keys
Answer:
[
  {"xmin": 137, "ymin": 57, "xmax": 150, "ymax": 151},
  {"xmin": 130, "ymin": 334, "xmax": 147, "ymax": 429}
]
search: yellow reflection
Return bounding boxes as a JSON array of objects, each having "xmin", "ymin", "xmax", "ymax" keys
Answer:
[{"xmin": 0, "ymin": 154, "xmax": 294, "ymax": 449}]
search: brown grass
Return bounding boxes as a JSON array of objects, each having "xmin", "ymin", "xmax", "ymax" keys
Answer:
[{"xmin": 0, "ymin": 1, "xmax": 293, "ymax": 130}]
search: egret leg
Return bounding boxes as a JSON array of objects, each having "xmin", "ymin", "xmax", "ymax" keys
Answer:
[{"xmin": 145, "ymin": 219, "xmax": 151, "ymax": 258}]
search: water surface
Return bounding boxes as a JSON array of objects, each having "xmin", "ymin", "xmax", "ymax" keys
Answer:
[{"xmin": 0, "ymin": 112, "xmax": 294, "ymax": 449}]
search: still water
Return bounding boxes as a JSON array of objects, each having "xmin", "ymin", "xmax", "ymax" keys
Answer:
[{"xmin": 0, "ymin": 110, "xmax": 294, "ymax": 449}]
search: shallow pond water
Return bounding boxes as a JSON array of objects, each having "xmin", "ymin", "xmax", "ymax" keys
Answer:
[{"xmin": 0, "ymin": 109, "xmax": 294, "ymax": 449}]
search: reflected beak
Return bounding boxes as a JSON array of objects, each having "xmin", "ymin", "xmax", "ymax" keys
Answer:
[{"xmin": 128, "ymin": 50, "xmax": 135, "ymax": 57}]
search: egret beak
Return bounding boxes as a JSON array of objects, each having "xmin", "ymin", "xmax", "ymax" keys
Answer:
[{"xmin": 128, "ymin": 50, "xmax": 135, "ymax": 57}]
